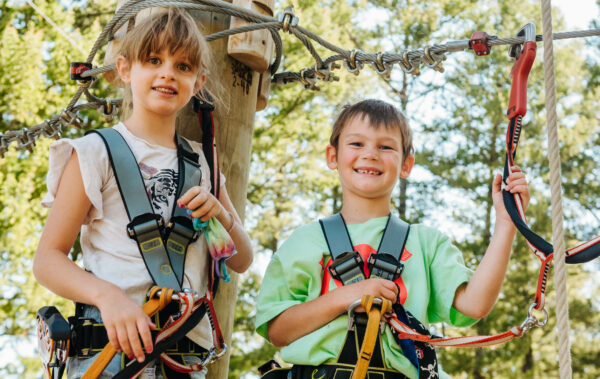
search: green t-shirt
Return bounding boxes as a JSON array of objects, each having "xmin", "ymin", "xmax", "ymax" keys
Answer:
[{"xmin": 255, "ymin": 217, "xmax": 477, "ymax": 378}]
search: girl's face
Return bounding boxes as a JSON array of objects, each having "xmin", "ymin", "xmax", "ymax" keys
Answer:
[{"xmin": 118, "ymin": 48, "xmax": 205, "ymax": 119}]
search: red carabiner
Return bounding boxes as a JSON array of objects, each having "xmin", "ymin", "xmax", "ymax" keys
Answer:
[{"xmin": 506, "ymin": 23, "xmax": 537, "ymax": 119}]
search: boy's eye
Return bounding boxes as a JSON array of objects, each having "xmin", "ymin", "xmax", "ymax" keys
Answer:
[
  {"xmin": 349, "ymin": 142, "xmax": 362, "ymax": 147},
  {"xmin": 380, "ymin": 145, "xmax": 394, "ymax": 150}
]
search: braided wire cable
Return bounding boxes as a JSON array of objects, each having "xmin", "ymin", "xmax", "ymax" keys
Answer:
[
  {"xmin": 539, "ymin": 0, "xmax": 572, "ymax": 378},
  {"xmin": 2, "ymin": 0, "xmax": 600, "ymax": 155}
]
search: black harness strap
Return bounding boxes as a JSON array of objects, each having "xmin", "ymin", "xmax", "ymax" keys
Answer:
[{"xmin": 317, "ymin": 214, "xmax": 436, "ymax": 379}]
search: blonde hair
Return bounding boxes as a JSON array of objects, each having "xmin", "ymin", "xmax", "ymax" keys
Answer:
[
  {"xmin": 330, "ymin": 99, "xmax": 414, "ymax": 161},
  {"xmin": 119, "ymin": 7, "xmax": 223, "ymax": 110}
]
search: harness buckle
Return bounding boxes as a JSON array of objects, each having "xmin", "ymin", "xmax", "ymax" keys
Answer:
[
  {"xmin": 367, "ymin": 253, "xmax": 404, "ymax": 281},
  {"xmin": 127, "ymin": 213, "xmax": 164, "ymax": 239},
  {"xmin": 167, "ymin": 217, "xmax": 199, "ymax": 243},
  {"xmin": 328, "ymin": 252, "xmax": 365, "ymax": 285}
]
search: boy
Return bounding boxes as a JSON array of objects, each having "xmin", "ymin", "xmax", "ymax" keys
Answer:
[{"xmin": 255, "ymin": 99, "xmax": 529, "ymax": 378}]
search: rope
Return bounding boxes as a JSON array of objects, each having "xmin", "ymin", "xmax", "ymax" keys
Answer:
[
  {"xmin": 2, "ymin": 0, "xmax": 600, "ymax": 155},
  {"xmin": 539, "ymin": 0, "xmax": 572, "ymax": 378}
]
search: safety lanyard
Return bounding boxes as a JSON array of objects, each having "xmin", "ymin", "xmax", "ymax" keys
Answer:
[
  {"xmin": 501, "ymin": 23, "xmax": 600, "ymax": 311},
  {"xmin": 90, "ymin": 128, "xmax": 201, "ymax": 291}
]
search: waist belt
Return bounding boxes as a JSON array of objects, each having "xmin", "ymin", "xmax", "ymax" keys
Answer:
[
  {"xmin": 69, "ymin": 302, "xmax": 208, "ymax": 359},
  {"xmin": 260, "ymin": 364, "xmax": 408, "ymax": 379}
]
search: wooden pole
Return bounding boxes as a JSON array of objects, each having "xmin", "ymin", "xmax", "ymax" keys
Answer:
[{"xmin": 177, "ymin": 8, "xmax": 259, "ymax": 379}]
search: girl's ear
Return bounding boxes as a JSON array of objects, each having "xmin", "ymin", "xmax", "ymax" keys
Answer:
[
  {"xmin": 326, "ymin": 145, "xmax": 338, "ymax": 170},
  {"xmin": 194, "ymin": 71, "xmax": 207, "ymax": 94},
  {"xmin": 400, "ymin": 154, "xmax": 415, "ymax": 179},
  {"xmin": 116, "ymin": 56, "xmax": 131, "ymax": 84}
]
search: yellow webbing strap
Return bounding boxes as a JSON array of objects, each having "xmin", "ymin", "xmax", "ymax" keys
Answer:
[
  {"xmin": 351, "ymin": 295, "xmax": 392, "ymax": 379},
  {"xmin": 81, "ymin": 287, "xmax": 174, "ymax": 379}
]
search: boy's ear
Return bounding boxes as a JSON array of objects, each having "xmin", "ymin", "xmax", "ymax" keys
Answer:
[
  {"xmin": 325, "ymin": 145, "xmax": 338, "ymax": 170},
  {"xmin": 116, "ymin": 56, "xmax": 131, "ymax": 84},
  {"xmin": 400, "ymin": 154, "xmax": 415, "ymax": 179},
  {"xmin": 194, "ymin": 72, "xmax": 207, "ymax": 94}
]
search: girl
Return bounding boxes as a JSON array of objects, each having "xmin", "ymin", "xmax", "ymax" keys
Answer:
[{"xmin": 33, "ymin": 8, "xmax": 253, "ymax": 378}]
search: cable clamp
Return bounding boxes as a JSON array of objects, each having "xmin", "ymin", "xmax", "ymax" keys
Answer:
[
  {"xmin": 372, "ymin": 52, "xmax": 391, "ymax": 77},
  {"xmin": 423, "ymin": 47, "xmax": 446, "ymax": 73},
  {"xmin": 299, "ymin": 69, "xmax": 320, "ymax": 91},
  {"xmin": 344, "ymin": 49, "xmax": 363, "ymax": 75},
  {"xmin": 278, "ymin": 6, "xmax": 298, "ymax": 33},
  {"xmin": 400, "ymin": 51, "xmax": 419, "ymax": 75}
]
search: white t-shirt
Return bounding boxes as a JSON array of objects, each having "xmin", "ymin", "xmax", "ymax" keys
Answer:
[{"xmin": 42, "ymin": 122, "xmax": 221, "ymax": 348}]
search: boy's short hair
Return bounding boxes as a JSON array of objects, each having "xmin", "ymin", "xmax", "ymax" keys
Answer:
[
  {"xmin": 330, "ymin": 99, "xmax": 414, "ymax": 160},
  {"xmin": 120, "ymin": 8, "xmax": 208, "ymax": 72}
]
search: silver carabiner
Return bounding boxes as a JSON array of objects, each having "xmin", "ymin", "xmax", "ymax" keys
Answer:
[{"xmin": 509, "ymin": 23, "xmax": 536, "ymax": 59}]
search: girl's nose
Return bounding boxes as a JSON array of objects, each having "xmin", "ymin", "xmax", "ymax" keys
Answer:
[{"xmin": 159, "ymin": 65, "xmax": 176, "ymax": 80}]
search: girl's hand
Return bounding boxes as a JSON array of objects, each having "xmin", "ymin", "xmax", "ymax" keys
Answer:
[
  {"xmin": 335, "ymin": 278, "xmax": 398, "ymax": 311},
  {"xmin": 492, "ymin": 166, "xmax": 530, "ymax": 223},
  {"xmin": 178, "ymin": 187, "xmax": 233, "ymax": 228},
  {"xmin": 97, "ymin": 288, "xmax": 155, "ymax": 363}
]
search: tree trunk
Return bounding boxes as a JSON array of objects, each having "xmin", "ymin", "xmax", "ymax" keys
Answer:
[{"xmin": 177, "ymin": 8, "xmax": 259, "ymax": 379}]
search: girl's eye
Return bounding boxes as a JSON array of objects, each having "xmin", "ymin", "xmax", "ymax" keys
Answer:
[
  {"xmin": 148, "ymin": 57, "xmax": 160, "ymax": 65},
  {"xmin": 177, "ymin": 63, "xmax": 192, "ymax": 72}
]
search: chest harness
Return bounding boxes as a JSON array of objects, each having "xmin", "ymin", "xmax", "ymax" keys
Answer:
[
  {"xmin": 36, "ymin": 99, "xmax": 226, "ymax": 379},
  {"xmin": 262, "ymin": 214, "xmax": 438, "ymax": 379}
]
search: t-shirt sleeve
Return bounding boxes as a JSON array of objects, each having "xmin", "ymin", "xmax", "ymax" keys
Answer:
[
  {"xmin": 255, "ymin": 223, "xmax": 325, "ymax": 342},
  {"xmin": 41, "ymin": 134, "xmax": 109, "ymax": 225},
  {"xmin": 427, "ymin": 230, "xmax": 478, "ymax": 327}
]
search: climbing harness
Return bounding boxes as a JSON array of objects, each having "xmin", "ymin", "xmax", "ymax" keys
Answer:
[{"xmin": 36, "ymin": 98, "xmax": 228, "ymax": 378}]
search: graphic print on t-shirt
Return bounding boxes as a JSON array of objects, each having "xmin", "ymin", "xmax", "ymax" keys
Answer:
[{"xmin": 139, "ymin": 162, "xmax": 178, "ymax": 218}]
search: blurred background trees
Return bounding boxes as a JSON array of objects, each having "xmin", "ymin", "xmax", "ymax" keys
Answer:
[{"xmin": 0, "ymin": 0, "xmax": 598, "ymax": 378}]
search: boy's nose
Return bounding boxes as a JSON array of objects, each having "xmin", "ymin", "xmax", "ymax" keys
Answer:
[{"xmin": 362, "ymin": 147, "xmax": 379, "ymax": 160}]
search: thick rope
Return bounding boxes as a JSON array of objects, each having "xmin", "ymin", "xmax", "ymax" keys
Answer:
[{"xmin": 539, "ymin": 1, "xmax": 572, "ymax": 378}]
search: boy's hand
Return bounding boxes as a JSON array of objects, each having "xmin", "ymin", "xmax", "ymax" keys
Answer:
[
  {"xmin": 178, "ymin": 187, "xmax": 231, "ymax": 226},
  {"xmin": 335, "ymin": 278, "xmax": 398, "ymax": 311},
  {"xmin": 97, "ymin": 288, "xmax": 155, "ymax": 363},
  {"xmin": 492, "ymin": 166, "xmax": 530, "ymax": 223}
]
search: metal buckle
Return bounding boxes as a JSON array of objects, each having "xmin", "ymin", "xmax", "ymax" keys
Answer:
[
  {"xmin": 126, "ymin": 213, "xmax": 164, "ymax": 239},
  {"xmin": 328, "ymin": 252, "xmax": 365, "ymax": 285},
  {"xmin": 167, "ymin": 217, "xmax": 199, "ymax": 242},
  {"xmin": 367, "ymin": 253, "xmax": 404, "ymax": 281}
]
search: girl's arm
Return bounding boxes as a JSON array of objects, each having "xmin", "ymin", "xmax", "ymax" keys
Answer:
[
  {"xmin": 452, "ymin": 167, "xmax": 529, "ymax": 319},
  {"xmin": 216, "ymin": 185, "xmax": 253, "ymax": 272},
  {"xmin": 178, "ymin": 185, "xmax": 253, "ymax": 273},
  {"xmin": 33, "ymin": 151, "xmax": 154, "ymax": 363}
]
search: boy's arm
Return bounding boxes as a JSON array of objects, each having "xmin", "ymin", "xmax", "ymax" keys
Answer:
[
  {"xmin": 33, "ymin": 152, "xmax": 153, "ymax": 363},
  {"xmin": 453, "ymin": 167, "xmax": 529, "ymax": 319},
  {"xmin": 268, "ymin": 278, "xmax": 398, "ymax": 347}
]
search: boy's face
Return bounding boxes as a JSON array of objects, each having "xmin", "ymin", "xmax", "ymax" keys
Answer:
[
  {"xmin": 117, "ymin": 48, "xmax": 205, "ymax": 118},
  {"xmin": 326, "ymin": 115, "xmax": 414, "ymax": 202}
]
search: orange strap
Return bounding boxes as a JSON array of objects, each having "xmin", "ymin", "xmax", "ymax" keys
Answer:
[
  {"xmin": 81, "ymin": 287, "xmax": 174, "ymax": 379},
  {"xmin": 351, "ymin": 295, "xmax": 392, "ymax": 379}
]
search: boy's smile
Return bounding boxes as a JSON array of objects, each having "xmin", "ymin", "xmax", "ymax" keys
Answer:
[{"xmin": 326, "ymin": 115, "xmax": 414, "ymax": 206}]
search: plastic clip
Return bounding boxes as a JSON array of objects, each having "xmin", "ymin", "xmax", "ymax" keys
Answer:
[{"xmin": 70, "ymin": 62, "xmax": 93, "ymax": 82}]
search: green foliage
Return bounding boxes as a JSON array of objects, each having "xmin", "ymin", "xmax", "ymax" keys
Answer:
[{"xmin": 0, "ymin": 1, "xmax": 116, "ymax": 377}]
